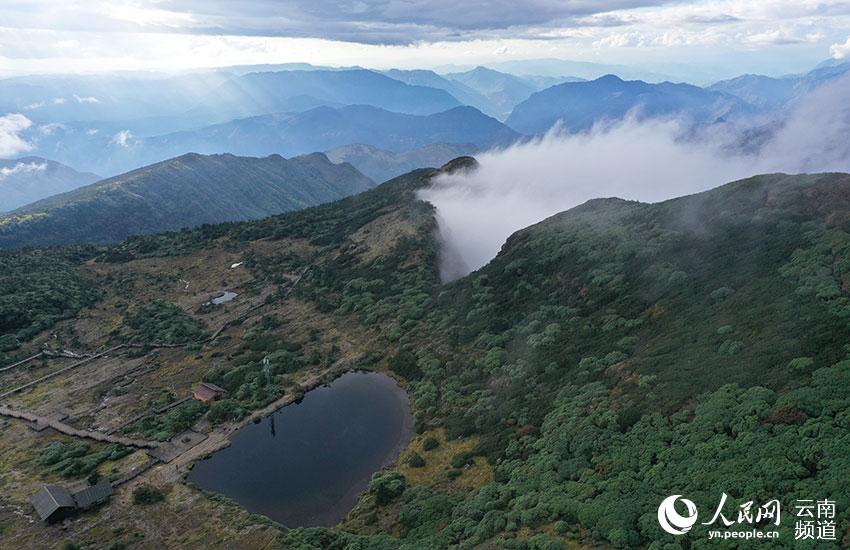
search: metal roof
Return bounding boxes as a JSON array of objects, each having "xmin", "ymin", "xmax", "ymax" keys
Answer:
[
  {"xmin": 72, "ymin": 480, "xmax": 114, "ymax": 509},
  {"xmin": 198, "ymin": 382, "xmax": 226, "ymax": 393},
  {"xmin": 193, "ymin": 382, "xmax": 227, "ymax": 401},
  {"xmin": 30, "ymin": 485, "xmax": 75, "ymax": 521}
]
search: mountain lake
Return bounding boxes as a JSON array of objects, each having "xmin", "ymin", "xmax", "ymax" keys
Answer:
[{"xmin": 187, "ymin": 371, "xmax": 412, "ymax": 527}]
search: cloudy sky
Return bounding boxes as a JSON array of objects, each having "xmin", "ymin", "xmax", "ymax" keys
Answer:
[{"xmin": 1, "ymin": 0, "xmax": 849, "ymax": 80}]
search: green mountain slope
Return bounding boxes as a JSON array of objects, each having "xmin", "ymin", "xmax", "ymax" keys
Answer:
[
  {"xmin": 0, "ymin": 152, "xmax": 374, "ymax": 248},
  {"xmin": 3, "ymin": 166, "xmax": 850, "ymax": 548}
]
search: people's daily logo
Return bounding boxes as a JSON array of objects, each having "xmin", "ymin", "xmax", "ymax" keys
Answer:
[
  {"xmin": 657, "ymin": 494, "xmax": 836, "ymax": 542},
  {"xmin": 657, "ymin": 495, "xmax": 698, "ymax": 535}
]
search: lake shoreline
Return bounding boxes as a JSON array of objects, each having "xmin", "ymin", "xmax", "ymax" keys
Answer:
[{"xmin": 183, "ymin": 367, "xmax": 414, "ymax": 527}]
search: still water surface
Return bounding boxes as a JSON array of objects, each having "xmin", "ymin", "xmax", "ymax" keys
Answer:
[
  {"xmin": 187, "ymin": 371, "xmax": 411, "ymax": 527},
  {"xmin": 209, "ymin": 291, "xmax": 237, "ymax": 305}
]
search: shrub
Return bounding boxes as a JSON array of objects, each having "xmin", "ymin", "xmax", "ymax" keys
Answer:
[
  {"xmin": 450, "ymin": 451, "xmax": 475, "ymax": 469},
  {"xmin": 0, "ymin": 334, "xmax": 19, "ymax": 352},
  {"xmin": 369, "ymin": 472, "xmax": 406, "ymax": 505},
  {"xmin": 406, "ymin": 452, "xmax": 425, "ymax": 468},
  {"xmin": 422, "ymin": 436, "xmax": 439, "ymax": 451},
  {"xmin": 132, "ymin": 485, "xmax": 165, "ymax": 505},
  {"xmin": 207, "ymin": 399, "xmax": 247, "ymax": 424},
  {"xmin": 123, "ymin": 301, "xmax": 206, "ymax": 344},
  {"xmin": 389, "ymin": 349, "xmax": 421, "ymax": 380},
  {"xmin": 554, "ymin": 520, "xmax": 570, "ymax": 534},
  {"xmin": 717, "ymin": 339, "xmax": 744, "ymax": 355},
  {"xmin": 39, "ymin": 441, "xmax": 131, "ymax": 478},
  {"xmin": 788, "ymin": 357, "xmax": 815, "ymax": 372}
]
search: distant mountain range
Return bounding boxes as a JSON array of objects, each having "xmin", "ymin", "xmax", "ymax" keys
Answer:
[
  {"xmin": 0, "ymin": 157, "xmax": 100, "ymax": 213},
  {"xmin": 34, "ymin": 105, "xmax": 520, "ymax": 176},
  {"xmin": 187, "ymin": 69, "xmax": 462, "ymax": 123},
  {"xmin": 709, "ymin": 61, "xmax": 850, "ymax": 110},
  {"xmin": 382, "ymin": 69, "xmax": 499, "ymax": 118},
  {"xmin": 444, "ymin": 67, "xmax": 542, "ymax": 120},
  {"xmin": 1, "ymin": 68, "xmax": 461, "ymax": 127},
  {"xmin": 0, "ymin": 153, "xmax": 374, "ymax": 248},
  {"xmin": 506, "ymin": 74, "xmax": 753, "ymax": 134},
  {"xmin": 383, "ymin": 67, "xmax": 583, "ymax": 120},
  {"xmin": 9, "ymin": 60, "xmax": 850, "ymax": 182},
  {"xmin": 326, "ymin": 143, "xmax": 479, "ymax": 183}
]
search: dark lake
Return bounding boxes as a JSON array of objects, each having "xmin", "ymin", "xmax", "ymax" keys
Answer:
[{"xmin": 187, "ymin": 371, "xmax": 412, "ymax": 527}]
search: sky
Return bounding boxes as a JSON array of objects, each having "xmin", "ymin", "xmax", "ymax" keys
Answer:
[{"xmin": 0, "ymin": 1, "xmax": 849, "ymax": 82}]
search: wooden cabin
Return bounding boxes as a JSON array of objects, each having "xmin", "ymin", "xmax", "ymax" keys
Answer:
[{"xmin": 192, "ymin": 382, "xmax": 227, "ymax": 402}]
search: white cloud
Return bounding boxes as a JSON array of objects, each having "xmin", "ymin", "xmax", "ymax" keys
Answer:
[
  {"xmin": 421, "ymin": 73, "xmax": 850, "ymax": 281},
  {"xmin": 23, "ymin": 97, "xmax": 65, "ymax": 109},
  {"xmin": 745, "ymin": 29, "xmax": 809, "ymax": 46},
  {"xmin": 37, "ymin": 122, "xmax": 65, "ymax": 135},
  {"xmin": 73, "ymin": 95, "xmax": 100, "ymax": 104},
  {"xmin": 421, "ymin": 119, "xmax": 749, "ymax": 280},
  {"xmin": 103, "ymin": 2, "xmax": 201, "ymax": 28},
  {"xmin": 831, "ymin": 37, "xmax": 850, "ymax": 58},
  {"xmin": 0, "ymin": 161, "xmax": 47, "ymax": 180},
  {"xmin": 0, "ymin": 0, "xmax": 845, "ymax": 78},
  {"xmin": 112, "ymin": 129, "xmax": 133, "ymax": 147},
  {"xmin": 0, "ymin": 113, "xmax": 34, "ymax": 158}
]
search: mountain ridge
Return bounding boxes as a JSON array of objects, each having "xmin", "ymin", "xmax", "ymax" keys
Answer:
[
  {"xmin": 0, "ymin": 157, "xmax": 101, "ymax": 213},
  {"xmin": 506, "ymin": 73, "xmax": 754, "ymax": 134},
  {"xmin": 35, "ymin": 104, "xmax": 521, "ymax": 176},
  {"xmin": 0, "ymin": 152, "xmax": 374, "ymax": 248}
]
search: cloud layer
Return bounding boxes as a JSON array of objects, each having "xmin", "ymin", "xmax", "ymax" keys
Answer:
[
  {"xmin": 0, "ymin": 1, "xmax": 848, "ymax": 77},
  {"xmin": 421, "ymin": 74, "xmax": 850, "ymax": 281},
  {"xmin": 0, "ymin": 114, "xmax": 34, "ymax": 158},
  {"xmin": 0, "ymin": 161, "xmax": 46, "ymax": 180}
]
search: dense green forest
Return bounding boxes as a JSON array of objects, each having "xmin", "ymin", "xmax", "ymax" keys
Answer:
[
  {"xmin": 0, "ymin": 246, "xmax": 100, "ymax": 358},
  {"xmin": 4, "ymin": 164, "xmax": 850, "ymax": 548}
]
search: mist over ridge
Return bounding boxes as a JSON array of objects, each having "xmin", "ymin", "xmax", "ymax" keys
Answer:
[{"xmin": 421, "ymin": 73, "xmax": 850, "ymax": 282}]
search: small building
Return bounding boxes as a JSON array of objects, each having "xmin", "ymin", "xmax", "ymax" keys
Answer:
[
  {"xmin": 192, "ymin": 382, "xmax": 227, "ymax": 402},
  {"xmin": 30, "ymin": 485, "xmax": 76, "ymax": 524},
  {"xmin": 71, "ymin": 480, "xmax": 113, "ymax": 510},
  {"xmin": 31, "ymin": 480, "xmax": 115, "ymax": 524}
]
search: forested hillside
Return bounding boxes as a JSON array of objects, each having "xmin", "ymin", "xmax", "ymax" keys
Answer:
[
  {"xmin": 0, "ymin": 152, "xmax": 374, "ymax": 248},
  {"xmin": 2, "ymin": 164, "xmax": 850, "ymax": 548}
]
